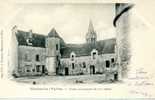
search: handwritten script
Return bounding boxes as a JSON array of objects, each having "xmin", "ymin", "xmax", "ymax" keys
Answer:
[{"xmin": 127, "ymin": 68, "xmax": 154, "ymax": 97}]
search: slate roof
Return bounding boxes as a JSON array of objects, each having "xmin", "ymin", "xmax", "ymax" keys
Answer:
[
  {"xmin": 16, "ymin": 30, "xmax": 46, "ymax": 48},
  {"xmin": 16, "ymin": 29, "xmax": 66, "ymax": 48},
  {"xmin": 47, "ymin": 28, "xmax": 66, "ymax": 47},
  {"xmin": 48, "ymin": 28, "xmax": 60, "ymax": 38},
  {"xmin": 60, "ymin": 38, "xmax": 116, "ymax": 58},
  {"xmin": 16, "ymin": 29, "xmax": 116, "ymax": 58}
]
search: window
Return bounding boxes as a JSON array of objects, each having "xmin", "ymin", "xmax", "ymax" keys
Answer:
[
  {"xmin": 58, "ymin": 60, "xmax": 60, "ymax": 66},
  {"xmin": 72, "ymin": 63, "xmax": 75, "ymax": 69},
  {"xmin": 32, "ymin": 69, "xmax": 35, "ymax": 72},
  {"xmin": 36, "ymin": 55, "xmax": 40, "ymax": 61},
  {"xmin": 56, "ymin": 56, "xmax": 59, "ymax": 61},
  {"xmin": 111, "ymin": 58, "xmax": 114, "ymax": 63},
  {"xmin": 26, "ymin": 39, "xmax": 32, "ymax": 45},
  {"xmin": 93, "ymin": 52, "xmax": 96, "ymax": 59},
  {"xmin": 25, "ymin": 65, "xmax": 31, "ymax": 72},
  {"xmin": 25, "ymin": 52, "xmax": 32, "ymax": 61},
  {"xmin": 56, "ymin": 44, "xmax": 58, "ymax": 50},
  {"xmin": 71, "ymin": 55, "xmax": 74, "ymax": 61},
  {"xmin": 106, "ymin": 60, "xmax": 110, "ymax": 68},
  {"xmin": 91, "ymin": 49, "xmax": 98, "ymax": 60},
  {"xmin": 70, "ymin": 52, "xmax": 76, "ymax": 61},
  {"xmin": 36, "ymin": 65, "xmax": 40, "ymax": 72},
  {"xmin": 83, "ymin": 62, "xmax": 86, "ymax": 68},
  {"xmin": 26, "ymin": 69, "xmax": 30, "ymax": 72}
]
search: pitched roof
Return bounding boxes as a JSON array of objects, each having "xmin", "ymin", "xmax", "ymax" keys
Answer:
[
  {"xmin": 16, "ymin": 30, "xmax": 46, "ymax": 48},
  {"xmin": 88, "ymin": 20, "xmax": 95, "ymax": 33},
  {"xmin": 16, "ymin": 29, "xmax": 116, "ymax": 57},
  {"xmin": 16, "ymin": 29, "xmax": 66, "ymax": 48},
  {"xmin": 48, "ymin": 28, "xmax": 60, "ymax": 38},
  {"xmin": 60, "ymin": 38, "xmax": 116, "ymax": 58},
  {"xmin": 47, "ymin": 28, "xmax": 66, "ymax": 47}
]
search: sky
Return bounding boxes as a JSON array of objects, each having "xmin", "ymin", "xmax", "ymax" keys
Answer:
[{"xmin": 7, "ymin": 3, "xmax": 116, "ymax": 43}]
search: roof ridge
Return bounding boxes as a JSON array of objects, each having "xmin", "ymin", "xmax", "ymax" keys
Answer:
[
  {"xmin": 17, "ymin": 29, "xmax": 46, "ymax": 37},
  {"xmin": 66, "ymin": 38, "xmax": 116, "ymax": 45}
]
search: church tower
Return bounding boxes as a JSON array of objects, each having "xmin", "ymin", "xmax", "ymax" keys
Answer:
[
  {"xmin": 46, "ymin": 28, "xmax": 61, "ymax": 75},
  {"xmin": 85, "ymin": 20, "xmax": 97, "ymax": 44}
]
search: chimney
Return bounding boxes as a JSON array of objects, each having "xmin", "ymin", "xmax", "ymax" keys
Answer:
[{"xmin": 28, "ymin": 29, "xmax": 33, "ymax": 39}]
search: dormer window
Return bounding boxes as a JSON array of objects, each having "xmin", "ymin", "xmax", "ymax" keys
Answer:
[
  {"xmin": 70, "ymin": 52, "xmax": 76, "ymax": 61},
  {"xmin": 26, "ymin": 29, "xmax": 33, "ymax": 46},
  {"xmin": 91, "ymin": 49, "xmax": 98, "ymax": 60},
  {"xmin": 93, "ymin": 52, "xmax": 96, "ymax": 59},
  {"xmin": 71, "ymin": 55, "xmax": 74, "ymax": 61},
  {"xmin": 26, "ymin": 39, "xmax": 32, "ymax": 46}
]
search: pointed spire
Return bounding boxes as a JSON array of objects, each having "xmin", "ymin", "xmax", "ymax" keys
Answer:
[
  {"xmin": 51, "ymin": 28, "xmax": 56, "ymax": 34},
  {"xmin": 86, "ymin": 19, "xmax": 97, "ymax": 44},
  {"xmin": 48, "ymin": 28, "xmax": 59, "ymax": 38},
  {"xmin": 88, "ymin": 19, "xmax": 95, "ymax": 33}
]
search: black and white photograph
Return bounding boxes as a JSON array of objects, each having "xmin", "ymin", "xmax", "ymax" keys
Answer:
[
  {"xmin": 7, "ymin": 3, "xmax": 133, "ymax": 85},
  {"xmin": 0, "ymin": 0, "xmax": 155, "ymax": 99}
]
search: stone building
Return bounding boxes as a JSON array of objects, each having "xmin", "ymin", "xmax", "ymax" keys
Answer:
[
  {"xmin": 10, "ymin": 20, "xmax": 119, "ymax": 81},
  {"xmin": 114, "ymin": 3, "xmax": 133, "ymax": 78}
]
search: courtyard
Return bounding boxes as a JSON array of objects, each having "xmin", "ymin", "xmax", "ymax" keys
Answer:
[{"xmin": 12, "ymin": 74, "xmax": 120, "ymax": 85}]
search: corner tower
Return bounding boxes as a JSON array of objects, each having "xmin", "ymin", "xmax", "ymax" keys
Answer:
[
  {"xmin": 46, "ymin": 28, "xmax": 61, "ymax": 75},
  {"xmin": 85, "ymin": 20, "xmax": 97, "ymax": 44}
]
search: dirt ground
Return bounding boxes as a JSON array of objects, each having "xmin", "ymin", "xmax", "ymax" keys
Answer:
[{"xmin": 12, "ymin": 74, "xmax": 120, "ymax": 85}]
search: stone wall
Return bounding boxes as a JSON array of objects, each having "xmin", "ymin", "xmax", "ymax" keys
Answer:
[
  {"xmin": 18, "ymin": 46, "xmax": 46, "ymax": 76},
  {"xmin": 46, "ymin": 57, "xmax": 56, "ymax": 75},
  {"xmin": 9, "ymin": 29, "xmax": 18, "ymax": 78},
  {"xmin": 60, "ymin": 53, "xmax": 117, "ymax": 76},
  {"xmin": 46, "ymin": 37, "xmax": 60, "ymax": 75},
  {"xmin": 46, "ymin": 37, "xmax": 60, "ymax": 57},
  {"xmin": 115, "ymin": 3, "xmax": 132, "ymax": 78}
]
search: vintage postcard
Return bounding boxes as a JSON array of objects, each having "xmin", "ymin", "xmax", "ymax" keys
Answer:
[{"xmin": 0, "ymin": 0, "xmax": 155, "ymax": 99}]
